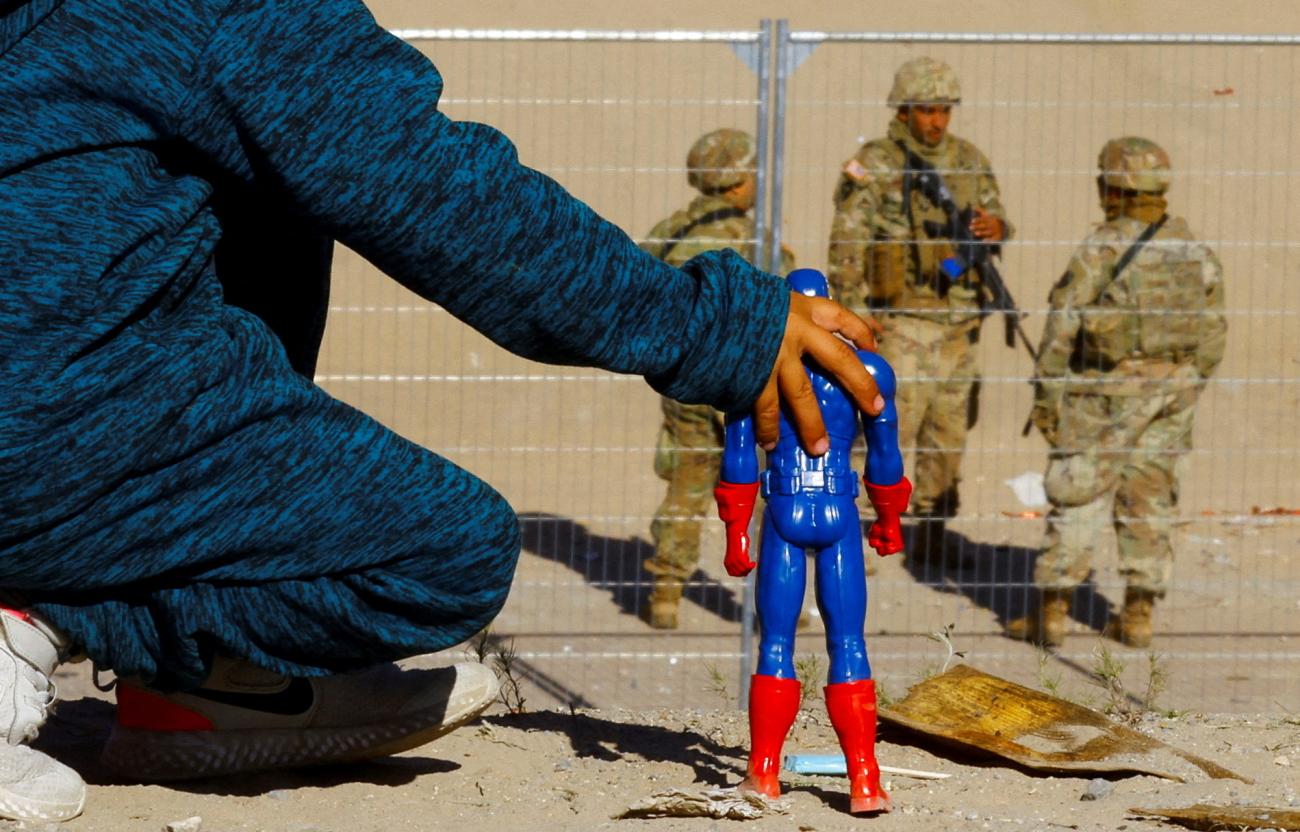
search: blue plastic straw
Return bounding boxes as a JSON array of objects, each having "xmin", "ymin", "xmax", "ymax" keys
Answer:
[{"xmin": 783, "ymin": 753, "xmax": 847, "ymax": 775}]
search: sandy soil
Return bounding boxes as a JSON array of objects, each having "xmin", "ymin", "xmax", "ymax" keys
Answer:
[{"xmin": 28, "ymin": 661, "xmax": 1300, "ymax": 832}]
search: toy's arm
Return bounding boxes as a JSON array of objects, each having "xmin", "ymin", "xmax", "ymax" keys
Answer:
[
  {"xmin": 858, "ymin": 352, "xmax": 911, "ymax": 557},
  {"xmin": 715, "ymin": 412, "xmax": 760, "ymax": 577}
]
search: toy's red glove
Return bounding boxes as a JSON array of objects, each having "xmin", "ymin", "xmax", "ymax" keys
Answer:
[
  {"xmin": 715, "ymin": 480, "xmax": 760, "ymax": 577},
  {"xmin": 864, "ymin": 476, "xmax": 912, "ymax": 557}
]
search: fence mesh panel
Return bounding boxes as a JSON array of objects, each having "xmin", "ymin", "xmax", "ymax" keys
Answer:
[
  {"xmin": 774, "ymin": 33, "xmax": 1298, "ymax": 713},
  {"xmin": 319, "ymin": 30, "xmax": 767, "ymax": 708},
  {"xmin": 316, "ymin": 27, "xmax": 1300, "ymax": 713}
]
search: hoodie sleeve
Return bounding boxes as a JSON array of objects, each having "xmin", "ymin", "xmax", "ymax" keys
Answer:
[{"xmin": 181, "ymin": 0, "xmax": 787, "ymax": 412}]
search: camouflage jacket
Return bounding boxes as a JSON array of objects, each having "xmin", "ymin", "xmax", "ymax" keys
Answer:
[
  {"xmin": 643, "ymin": 197, "xmax": 794, "ymax": 430},
  {"xmin": 827, "ymin": 119, "xmax": 1012, "ymax": 324},
  {"xmin": 641, "ymin": 195, "xmax": 757, "ymax": 269},
  {"xmin": 1035, "ymin": 214, "xmax": 1227, "ymax": 397}
]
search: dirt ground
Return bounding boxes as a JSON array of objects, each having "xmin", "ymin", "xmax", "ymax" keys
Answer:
[{"xmin": 28, "ymin": 661, "xmax": 1300, "ymax": 832}]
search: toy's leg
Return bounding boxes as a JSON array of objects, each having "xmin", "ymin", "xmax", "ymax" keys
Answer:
[
  {"xmin": 755, "ymin": 511, "xmax": 806, "ymax": 679},
  {"xmin": 739, "ymin": 674, "xmax": 801, "ymax": 798},
  {"xmin": 815, "ymin": 531, "xmax": 887, "ymax": 813},
  {"xmin": 814, "ymin": 533, "xmax": 870, "ymax": 684},
  {"xmin": 740, "ymin": 512, "xmax": 805, "ymax": 798},
  {"xmin": 824, "ymin": 679, "xmax": 890, "ymax": 813}
]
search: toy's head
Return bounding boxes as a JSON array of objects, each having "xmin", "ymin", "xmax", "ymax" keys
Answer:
[{"xmin": 786, "ymin": 268, "xmax": 829, "ymax": 298}]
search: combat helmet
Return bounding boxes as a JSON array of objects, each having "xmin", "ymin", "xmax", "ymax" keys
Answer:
[
  {"xmin": 686, "ymin": 128, "xmax": 757, "ymax": 193},
  {"xmin": 1097, "ymin": 137, "xmax": 1172, "ymax": 193},
  {"xmin": 886, "ymin": 57, "xmax": 961, "ymax": 107}
]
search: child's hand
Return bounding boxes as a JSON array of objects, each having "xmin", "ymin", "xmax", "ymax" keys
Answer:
[{"xmin": 753, "ymin": 293, "xmax": 883, "ymax": 454}]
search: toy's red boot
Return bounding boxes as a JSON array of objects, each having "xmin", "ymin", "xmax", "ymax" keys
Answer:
[
  {"xmin": 738, "ymin": 674, "xmax": 800, "ymax": 798},
  {"xmin": 825, "ymin": 679, "xmax": 891, "ymax": 814}
]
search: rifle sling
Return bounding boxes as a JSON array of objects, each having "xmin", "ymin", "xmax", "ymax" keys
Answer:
[
  {"xmin": 657, "ymin": 207, "xmax": 747, "ymax": 261},
  {"xmin": 1111, "ymin": 214, "xmax": 1168, "ymax": 282}
]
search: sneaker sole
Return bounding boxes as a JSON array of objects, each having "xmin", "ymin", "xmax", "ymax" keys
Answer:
[
  {"xmin": 0, "ymin": 748, "xmax": 86, "ymax": 821},
  {"xmin": 0, "ymin": 786, "xmax": 85, "ymax": 823},
  {"xmin": 100, "ymin": 680, "xmax": 498, "ymax": 782}
]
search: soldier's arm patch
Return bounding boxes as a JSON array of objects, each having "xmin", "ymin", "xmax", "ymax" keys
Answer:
[{"xmin": 843, "ymin": 158, "xmax": 869, "ymax": 183}]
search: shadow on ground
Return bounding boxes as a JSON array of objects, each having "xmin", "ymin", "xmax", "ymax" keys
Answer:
[
  {"xmin": 485, "ymin": 709, "xmax": 744, "ymax": 787},
  {"xmin": 897, "ymin": 523, "xmax": 1117, "ymax": 634},
  {"xmin": 518, "ymin": 511, "xmax": 744, "ymax": 624}
]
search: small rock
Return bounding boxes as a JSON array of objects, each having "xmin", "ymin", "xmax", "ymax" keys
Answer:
[
  {"xmin": 966, "ymin": 810, "xmax": 979, "ymax": 820},
  {"xmin": 164, "ymin": 818, "xmax": 202, "ymax": 832},
  {"xmin": 554, "ymin": 758, "xmax": 572, "ymax": 771},
  {"xmin": 1274, "ymin": 755, "xmax": 1291, "ymax": 767},
  {"xmin": 266, "ymin": 789, "xmax": 291, "ymax": 801},
  {"xmin": 1080, "ymin": 779, "xmax": 1114, "ymax": 801}
]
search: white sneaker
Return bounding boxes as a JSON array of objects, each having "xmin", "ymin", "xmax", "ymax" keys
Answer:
[
  {"xmin": 0, "ymin": 611, "xmax": 66, "ymax": 745},
  {"xmin": 0, "ymin": 745, "xmax": 86, "ymax": 822},
  {"xmin": 0, "ymin": 610, "xmax": 85, "ymax": 821},
  {"xmin": 102, "ymin": 659, "xmax": 501, "ymax": 781}
]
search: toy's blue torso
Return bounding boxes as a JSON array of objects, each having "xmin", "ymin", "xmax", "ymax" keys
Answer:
[
  {"xmin": 747, "ymin": 349, "xmax": 901, "ymax": 498},
  {"xmin": 719, "ymin": 333, "xmax": 903, "ymax": 685}
]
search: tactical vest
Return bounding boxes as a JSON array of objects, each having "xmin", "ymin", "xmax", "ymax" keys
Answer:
[
  {"xmin": 866, "ymin": 128, "xmax": 988, "ymax": 320},
  {"xmin": 1077, "ymin": 218, "xmax": 1212, "ymax": 368}
]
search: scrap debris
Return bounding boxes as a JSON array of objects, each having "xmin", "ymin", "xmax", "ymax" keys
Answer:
[
  {"xmin": 616, "ymin": 787, "xmax": 790, "ymax": 820},
  {"xmin": 1250, "ymin": 505, "xmax": 1300, "ymax": 516},
  {"xmin": 1130, "ymin": 804, "xmax": 1300, "ymax": 831},
  {"xmin": 878, "ymin": 665, "xmax": 1249, "ymax": 783}
]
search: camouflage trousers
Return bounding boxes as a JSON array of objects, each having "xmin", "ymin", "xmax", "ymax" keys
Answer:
[
  {"xmin": 1036, "ymin": 388, "xmax": 1197, "ymax": 596},
  {"xmin": 877, "ymin": 314, "xmax": 980, "ymax": 517},
  {"xmin": 648, "ymin": 398, "xmax": 724, "ymax": 581}
]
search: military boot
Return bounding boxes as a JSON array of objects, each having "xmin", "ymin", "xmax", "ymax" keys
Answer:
[
  {"xmin": 1105, "ymin": 588, "xmax": 1156, "ymax": 648},
  {"xmin": 1004, "ymin": 589, "xmax": 1071, "ymax": 647},
  {"xmin": 640, "ymin": 578, "xmax": 685, "ymax": 630}
]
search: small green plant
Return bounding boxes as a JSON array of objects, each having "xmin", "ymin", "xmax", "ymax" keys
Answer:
[
  {"xmin": 1142, "ymin": 652, "xmax": 1169, "ymax": 714},
  {"xmin": 465, "ymin": 627, "xmax": 526, "ymax": 714},
  {"xmin": 875, "ymin": 680, "xmax": 896, "ymax": 708},
  {"xmin": 794, "ymin": 654, "xmax": 825, "ymax": 704},
  {"xmin": 914, "ymin": 663, "xmax": 940, "ymax": 684},
  {"xmin": 466, "ymin": 627, "xmax": 493, "ymax": 665},
  {"xmin": 1090, "ymin": 641, "xmax": 1129, "ymax": 717},
  {"xmin": 925, "ymin": 622, "xmax": 967, "ymax": 674},
  {"xmin": 702, "ymin": 662, "xmax": 731, "ymax": 707},
  {"xmin": 491, "ymin": 636, "xmax": 527, "ymax": 714},
  {"xmin": 1037, "ymin": 648, "xmax": 1064, "ymax": 699}
]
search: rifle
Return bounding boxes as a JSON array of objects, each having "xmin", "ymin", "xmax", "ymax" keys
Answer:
[{"xmin": 897, "ymin": 142, "xmax": 1038, "ymax": 363}]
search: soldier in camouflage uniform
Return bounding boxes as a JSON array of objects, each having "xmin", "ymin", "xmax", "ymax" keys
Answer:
[
  {"xmin": 827, "ymin": 57, "xmax": 1013, "ymax": 565},
  {"xmin": 1007, "ymin": 137, "xmax": 1227, "ymax": 648},
  {"xmin": 640, "ymin": 129, "xmax": 795, "ymax": 629}
]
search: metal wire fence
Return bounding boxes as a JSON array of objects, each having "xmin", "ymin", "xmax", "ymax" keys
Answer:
[{"xmin": 316, "ymin": 24, "xmax": 1300, "ymax": 714}]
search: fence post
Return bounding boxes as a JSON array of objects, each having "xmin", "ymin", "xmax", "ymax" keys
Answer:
[{"xmin": 738, "ymin": 18, "xmax": 775, "ymax": 709}]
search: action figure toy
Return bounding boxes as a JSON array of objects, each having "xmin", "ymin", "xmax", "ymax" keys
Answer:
[{"xmin": 715, "ymin": 269, "xmax": 911, "ymax": 814}]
